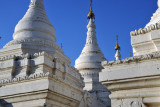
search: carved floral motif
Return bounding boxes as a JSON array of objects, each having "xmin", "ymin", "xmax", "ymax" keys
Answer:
[{"xmin": 113, "ymin": 98, "xmax": 146, "ymax": 107}]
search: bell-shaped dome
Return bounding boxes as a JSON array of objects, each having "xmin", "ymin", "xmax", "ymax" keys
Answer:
[
  {"xmin": 75, "ymin": 19, "xmax": 106, "ymax": 70},
  {"xmin": 13, "ymin": 0, "xmax": 56, "ymax": 42},
  {"xmin": 2, "ymin": 0, "xmax": 71, "ymax": 65}
]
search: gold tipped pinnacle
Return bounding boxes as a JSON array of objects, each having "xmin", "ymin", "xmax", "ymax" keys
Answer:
[
  {"xmin": 87, "ymin": 0, "xmax": 95, "ymax": 19},
  {"xmin": 115, "ymin": 35, "xmax": 121, "ymax": 50}
]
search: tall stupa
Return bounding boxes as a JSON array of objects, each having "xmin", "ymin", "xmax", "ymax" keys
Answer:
[{"xmin": 75, "ymin": 0, "xmax": 111, "ymax": 106}]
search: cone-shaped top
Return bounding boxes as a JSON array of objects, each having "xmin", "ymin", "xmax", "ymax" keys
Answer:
[
  {"xmin": 13, "ymin": 0, "xmax": 56, "ymax": 42},
  {"xmin": 115, "ymin": 36, "xmax": 120, "ymax": 50},
  {"xmin": 146, "ymin": 0, "xmax": 160, "ymax": 27},
  {"xmin": 75, "ymin": 19, "xmax": 106, "ymax": 70},
  {"xmin": 87, "ymin": 8, "xmax": 95, "ymax": 19},
  {"xmin": 87, "ymin": 0, "xmax": 95, "ymax": 19},
  {"xmin": 115, "ymin": 42, "xmax": 120, "ymax": 50}
]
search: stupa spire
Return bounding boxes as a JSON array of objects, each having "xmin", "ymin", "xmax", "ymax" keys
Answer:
[
  {"xmin": 115, "ymin": 35, "xmax": 121, "ymax": 61},
  {"xmin": 75, "ymin": 0, "xmax": 106, "ymax": 91},
  {"xmin": 75, "ymin": 8, "xmax": 106, "ymax": 71},
  {"xmin": 75, "ymin": 2, "xmax": 110, "ymax": 105}
]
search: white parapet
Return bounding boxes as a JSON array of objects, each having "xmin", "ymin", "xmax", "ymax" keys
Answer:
[
  {"xmin": 130, "ymin": 0, "xmax": 160, "ymax": 56},
  {"xmin": 131, "ymin": 28, "xmax": 160, "ymax": 56},
  {"xmin": 100, "ymin": 52, "xmax": 160, "ymax": 107}
]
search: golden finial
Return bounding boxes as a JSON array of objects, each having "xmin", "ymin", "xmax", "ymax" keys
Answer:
[
  {"xmin": 87, "ymin": 0, "xmax": 95, "ymax": 19},
  {"xmin": 115, "ymin": 35, "xmax": 121, "ymax": 50}
]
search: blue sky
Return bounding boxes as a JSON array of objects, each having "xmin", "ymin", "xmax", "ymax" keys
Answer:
[{"xmin": 0, "ymin": 0, "xmax": 158, "ymax": 66}]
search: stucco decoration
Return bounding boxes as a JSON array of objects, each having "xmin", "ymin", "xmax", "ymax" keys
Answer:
[
  {"xmin": 122, "ymin": 99, "xmax": 146, "ymax": 107},
  {"xmin": 111, "ymin": 99, "xmax": 146, "ymax": 107}
]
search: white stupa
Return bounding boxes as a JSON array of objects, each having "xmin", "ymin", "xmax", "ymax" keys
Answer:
[
  {"xmin": 75, "ymin": 3, "xmax": 110, "ymax": 106},
  {"xmin": 0, "ymin": 0, "xmax": 70, "ymax": 64},
  {"xmin": 75, "ymin": 12, "xmax": 106, "ymax": 91},
  {"xmin": 75, "ymin": 19, "xmax": 106, "ymax": 71},
  {"xmin": 0, "ymin": 0, "xmax": 85, "ymax": 106}
]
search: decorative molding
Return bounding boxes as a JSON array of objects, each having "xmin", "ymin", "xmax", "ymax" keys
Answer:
[
  {"xmin": 80, "ymin": 71, "xmax": 99, "ymax": 77},
  {"xmin": 0, "ymin": 72, "xmax": 84, "ymax": 91},
  {"xmin": 122, "ymin": 98, "xmax": 146, "ymax": 107},
  {"xmin": 112, "ymin": 98, "xmax": 146, "ymax": 107},
  {"xmin": 0, "ymin": 52, "xmax": 84, "ymax": 89},
  {"xmin": 0, "ymin": 51, "xmax": 52, "ymax": 62},
  {"xmin": 4, "ymin": 39, "xmax": 64, "ymax": 54},
  {"xmin": 86, "ymin": 32, "xmax": 97, "ymax": 45},
  {"xmin": 0, "ymin": 72, "xmax": 49, "ymax": 85},
  {"xmin": 13, "ymin": 28, "xmax": 55, "ymax": 38},
  {"xmin": 0, "ymin": 55, "xmax": 16, "ymax": 61},
  {"xmin": 102, "ymin": 52, "xmax": 160, "ymax": 66},
  {"xmin": 130, "ymin": 23, "xmax": 160, "ymax": 36}
]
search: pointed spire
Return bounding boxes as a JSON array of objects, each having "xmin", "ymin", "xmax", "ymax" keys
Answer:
[
  {"xmin": 115, "ymin": 35, "xmax": 121, "ymax": 61},
  {"xmin": 75, "ymin": 8, "xmax": 106, "ymax": 71},
  {"xmin": 75, "ymin": 0, "xmax": 106, "ymax": 92}
]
